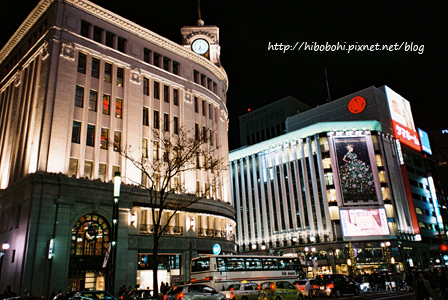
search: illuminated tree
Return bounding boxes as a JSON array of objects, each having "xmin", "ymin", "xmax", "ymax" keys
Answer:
[
  {"xmin": 348, "ymin": 242, "xmax": 359, "ymax": 276},
  {"xmin": 113, "ymin": 126, "xmax": 225, "ymax": 297}
]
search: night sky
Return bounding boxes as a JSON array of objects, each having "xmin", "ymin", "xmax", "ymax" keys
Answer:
[{"xmin": 1, "ymin": 1, "xmax": 447, "ymax": 150}]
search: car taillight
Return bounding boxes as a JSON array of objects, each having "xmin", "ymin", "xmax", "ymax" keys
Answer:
[
  {"xmin": 205, "ymin": 276, "xmax": 213, "ymax": 281},
  {"xmin": 258, "ymin": 285, "xmax": 261, "ymax": 291},
  {"xmin": 163, "ymin": 296, "xmax": 167, "ymax": 300},
  {"xmin": 230, "ymin": 288, "xmax": 234, "ymax": 292},
  {"xmin": 327, "ymin": 283, "xmax": 334, "ymax": 289},
  {"xmin": 271, "ymin": 283, "xmax": 276, "ymax": 291},
  {"xmin": 177, "ymin": 293, "xmax": 184, "ymax": 300},
  {"xmin": 313, "ymin": 285, "xmax": 318, "ymax": 289},
  {"xmin": 298, "ymin": 286, "xmax": 305, "ymax": 291},
  {"xmin": 230, "ymin": 292, "xmax": 234, "ymax": 299},
  {"xmin": 190, "ymin": 279, "xmax": 196, "ymax": 282}
]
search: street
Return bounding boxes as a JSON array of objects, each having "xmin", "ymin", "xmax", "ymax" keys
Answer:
[{"xmin": 315, "ymin": 289, "xmax": 433, "ymax": 300}]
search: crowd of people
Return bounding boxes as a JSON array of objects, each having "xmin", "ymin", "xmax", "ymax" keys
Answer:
[{"xmin": 352, "ymin": 268, "xmax": 448, "ymax": 300}]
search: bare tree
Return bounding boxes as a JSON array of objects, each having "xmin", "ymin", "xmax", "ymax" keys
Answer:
[{"xmin": 113, "ymin": 126, "xmax": 225, "ymax": 297}]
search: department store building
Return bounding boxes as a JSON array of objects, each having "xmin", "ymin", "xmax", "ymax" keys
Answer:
[{"xmin": 0, "ymin": 0, "xmax": 234, "ymax": 296}]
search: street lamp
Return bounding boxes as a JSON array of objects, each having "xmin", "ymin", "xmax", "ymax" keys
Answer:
[
  {"xmin": 381, "ymin": 241, "xmax": 392, "ymax": 272},
  {"xmin": 109, "ymin": 172, "xmax": 121, "ymax": 294},
  {"xmin": 0, "ymin": 241, "xmax": 10, "ymax": 278}
]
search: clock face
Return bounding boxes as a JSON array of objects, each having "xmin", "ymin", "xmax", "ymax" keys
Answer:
[
  {"xmin": 348, "ymin": 96, "xmax": 366, "ymax": 114},
  {"xmin": 192, "ymin": 39, "xmax": 209, "ymax": 55}
]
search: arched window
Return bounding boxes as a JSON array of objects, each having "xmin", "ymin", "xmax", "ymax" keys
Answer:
[{"xmin": 70, "ymin": 214, "xmax": 110, "ymax": 256}]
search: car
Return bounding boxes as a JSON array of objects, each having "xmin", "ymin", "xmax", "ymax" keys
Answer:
[
  {"xmin": 292, "ymin": 279, "xmax": 316, "ymax": 298},
  {"xmin": 165, "ymin": 284, "xmax": 226, "ymax": 300},
  {"xmin": 123, "ymin": 290, "xmax": 156, "ymax": 300},
  {"xmin": 314, "ymin": 274, "xmax": 360, "ymax": 297},
  {"xmin": 258, "ymin": 281, "xmax": 304, "ymax": 300},
  {"xmin": 221, "ymin": 282, "xmax": 259, "ymax": 300},
  {"xmin": 72, "ymin": 291, "xmax": 116, "ymax": 300}
]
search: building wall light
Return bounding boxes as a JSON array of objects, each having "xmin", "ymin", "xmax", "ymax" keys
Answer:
[{"xmin": 190, "ymin": 218, "xmax": 195, "ymax": 229}]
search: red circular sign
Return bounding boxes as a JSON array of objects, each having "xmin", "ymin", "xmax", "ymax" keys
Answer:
[{"xmin": 348, "ymin": 96, "xmax": 366, "ymax": 114}]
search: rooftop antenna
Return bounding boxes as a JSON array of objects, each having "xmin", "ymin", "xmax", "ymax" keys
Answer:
[
  {"xmin": 197, "ymin": 0, "xmax": 204, "ymax": 26},
  {"xmin": 325, "ymin": 69, "xmax": 331, "ymax": 102}
]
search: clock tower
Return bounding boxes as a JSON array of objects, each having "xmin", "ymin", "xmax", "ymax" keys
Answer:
[{"xmin": 181, "ymin": 17, "xmax": 221, "ymax": 65}]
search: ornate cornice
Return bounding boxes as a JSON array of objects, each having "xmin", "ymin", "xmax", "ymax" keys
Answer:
[
  {"xmin": 0, "ymin": 0, "xmax": 53, "ymax": 66},
  {"xmin": 66, "ymin": 0, "xmax": 228, "ymax": 89},
  {"xmin": 0, "ymin": 0, "xmax": 229, "ymax": 90}
]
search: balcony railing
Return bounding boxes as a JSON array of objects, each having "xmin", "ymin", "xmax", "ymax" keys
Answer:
[
  {"xmin": 140, "ymin": 224, "xmax": 183, "ymax": 236},
  {"xmin": 198, "ymin": 228, "xmax": 232, "ymax": 240}
]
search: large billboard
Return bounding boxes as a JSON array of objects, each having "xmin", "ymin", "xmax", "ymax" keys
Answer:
[
  {"xmin": 340, "ymin": 208, "xmax": 390, "ymax": 241},
  {"xmin": 384, "ymin": 86, "xmax": 416, "ymax": 131},
  {"xmin": 383, "ymin": 86, "xmax": 422, "ymax": 151},
  {"xmin": 334, "ymin": 136, "xmax": 377, "ymax": 203}
]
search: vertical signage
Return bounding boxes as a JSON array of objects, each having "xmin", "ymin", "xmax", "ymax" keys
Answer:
[{"xmin": 418, "ymin": 128, "xmax": 432, "ymax": 155}]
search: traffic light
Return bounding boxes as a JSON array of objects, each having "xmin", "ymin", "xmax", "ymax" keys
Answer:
[{"xmin": 441, "ymin": 244, "xmax": 448, "ymax": 252}]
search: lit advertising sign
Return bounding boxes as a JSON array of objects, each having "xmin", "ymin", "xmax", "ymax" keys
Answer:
[
  {"xmin": 395, "ymin": 139, "xmax": 404, "ymax": 165},
  {"xmin": 333, "ymin": 136, "xmax": 377, "ymax": 203},
  {"xmin": 418, "ymin": 128, "xmax": 432, "ymax": 155},
  {"xmin": 340, "ymin": 208, "xmax": 390, "ymax": 241},
  {"xmin": 391, "ymin": 120, "xmax": 421, "ymax": 151},
  {"xmin": 384, "ymin": 86, "xmax": 416, "ymax": 131}
]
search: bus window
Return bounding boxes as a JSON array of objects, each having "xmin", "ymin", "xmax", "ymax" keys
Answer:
[
  {"xmin": 217, "ymin": 257, "xmax": 227, "ymax": 271},
  {"xmin": 226, "ymin": 257, "xmax": 246, "ymax": 271},
  {"xmin": 245, "ymin": 257, "xmax": 262, "ymax": 270},
  {"xmin": 191, "ymin": 258, "xmax": 210, "ymax": 272},
  {"xmin": 262, "ymin": 258, "xmax": 278, "ymax": 269}
]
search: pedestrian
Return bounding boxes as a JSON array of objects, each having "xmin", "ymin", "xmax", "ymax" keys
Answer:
[
  {"xmin": 160, "ymin": 282, "xmax": 165, "ymax": 295},
  {"xmin": 413, "ymin": 272, "xmax": 431, "ymax": 300},
  {"xmin": 50, "ymin": 289, "xmax": 57, "ymax": 300},
  {"xmin": 440, "ymin": 269, "xmax": 448, "ymax": 298}
]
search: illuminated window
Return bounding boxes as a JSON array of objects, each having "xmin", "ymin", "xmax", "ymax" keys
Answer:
[
  {"xmin": 72, "ymin": 121, "xmax": 81, "ymax": 143},
  {"xmin": 75, "ymin": 86, "xmax": 84, "ymax": 108},
  {"xmin": 100, "ymin": 128, "xmax": 108, "ymax": 150},
  {"xmin": 98, "ymin": 163, "xmax": 107, "ymax": 182},
  {"xmin": 142, "ymin": 139, "xmax": 148, "ymax": 158},
  {"xmin": 153, "ymin": 141, "xmax": 159, "ymax": 161},
  {"xmin": 70, "ymin": 214, "xmax": 109, "ymax": 256},
  {"xmin": 115, "ymin": 98, "xmax": 122, "ymax": 118},
  {"xmin": 77, "ymin": 53, "xmax": 86, "ymax": 74},
  {"xmin": 89, "ymin": 90, "xmax": 97, "ymax": 111},
  {"xmin": 84, "ymin": 161, "xmax": 93, "ymax": 179},
  {"xmin": 375, "ymin": 154, "xmax": 383, "ymax": 167},
  {"xmin": 418, "ymin": 222, "xmax": 426, "ymax": 229},
  {"xmin": 102, "ymin": 94, "xmax": 110, "ymax": 115},
  {"xmin": 116, "ymin": 67, "xmax": 124, "ymax": 87},
  {"xmin": 322, "ymin": 158, "xmax": 331, "ymax": 169},
  {"xmin": 324, "ymin": 173, "xmax": 334, "ymax": 185},
  {"xmin": 381, "ymin": 187, "xmax": 391, "ymax": 200},
  {"xmin": 86, "ymin": 125, "xmax": 95, "ymax": 147},
  {"xmin": 68, "ymin": 158, "xmax": 78, "ymax": 177},
  {"xmin": 114, "ymin": 131, "xmax": 121, "ymax": 151},
  {"xmin": 378, "ymin": 170, "xmax": 386, "ymax": 183}
]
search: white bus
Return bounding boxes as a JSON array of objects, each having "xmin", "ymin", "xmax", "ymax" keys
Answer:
[{"xmin": 190, "ymin": 255, "xmax": 304, "ymax": 291}]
